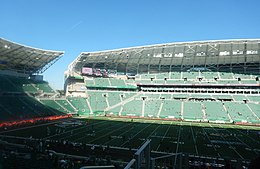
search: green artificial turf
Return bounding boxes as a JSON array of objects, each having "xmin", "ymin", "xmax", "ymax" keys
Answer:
[{"xmin": 1, "ymin": 116, "xmax": 260, "ymax": 160}]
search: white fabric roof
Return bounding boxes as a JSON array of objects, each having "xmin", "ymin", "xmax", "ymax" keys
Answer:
[{"xmin": 0, "ymin": 38, "xmax": 64, "ymax": 74}]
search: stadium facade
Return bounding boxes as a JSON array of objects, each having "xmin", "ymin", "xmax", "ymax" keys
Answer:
[
  {"xmin": 1, "ymin": 38, "xmax": 260, "ymax": 168},
  {"xmin": 1, "ymin": 37, "xmax": 260, "ymax": 124},
  {"xmin": 65, "ymin": 39, "xmax": 260, "ymax": 124}
]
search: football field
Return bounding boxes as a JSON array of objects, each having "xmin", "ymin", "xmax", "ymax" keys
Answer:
[{"xmin": 1, "ymin": 117, "xmax": 260, "ymax": 161}]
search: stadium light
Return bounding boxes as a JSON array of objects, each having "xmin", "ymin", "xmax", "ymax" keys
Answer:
[{"xmin": 4, "ymin": 45, "xmax": 10, "ymax": 49}]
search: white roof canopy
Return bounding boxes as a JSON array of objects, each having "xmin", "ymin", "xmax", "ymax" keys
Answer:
[
  {"xmin": 0, "ymin": 38, "xmax": 64, "ymax": 74},
  {"xmin": 69, "ymin": 39, "xmax": 260, "ymax": 74}
]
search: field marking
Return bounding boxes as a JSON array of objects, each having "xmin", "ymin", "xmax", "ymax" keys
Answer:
[
  {"xmin": 190, "ymin": 123, "xmax": 199, "ymax": 155},
  {"xmin": 230, "ymin": 125, "xmax": 260, "ymax": 145},
  {"xmin": 208, "ymin": 123, "xmax": 244, "ymax": 159},
  {"xmin": 44, "ymin": 120, "xmax": 108, "ymax": 140},
  {"xmin": 148, "ymin": 122, "xmax": 162, "ymax": 138},
  {"xmin": 120, "ymin": 122, "xmax": 155, "ymax": 147},
  {"xmin": 63, "ymin": 121, "xmax": 119, "ymax": 141},
  {"xmin": 218, "ymin": 124, "xmax": 259, "ymax": 155},
  {"xmin": 74, "ymin": 121, "xmax": 125, "ymax": 144},
  {"xmin": 86, "ymin": 120, "xmax": 144, "ymax": 143},
  {"xmin": 156, "ymin": 122, "xmax": 172, "ymax": 151},
  {"xmin": 102, "ymin": 122, "xmax": 143, "ymax": 145},
  {"xmin": 174, "ymin": 122, "xmax": 182, "ymax": 166},
  {"xmin": 198, "ymin": 123, "xmax": 220, "ymax": 157},
  {"xmin": 85, "ymin": 116, "xmax": 260, "ymax": 130}
]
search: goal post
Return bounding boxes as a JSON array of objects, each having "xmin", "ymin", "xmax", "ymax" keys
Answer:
[{"xmin": 124, "ymin": 139, "xmax": 151, "ymax": 169}]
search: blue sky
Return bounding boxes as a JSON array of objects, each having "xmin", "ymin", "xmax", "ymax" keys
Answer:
[{"xmin": 1, "ymin": 0, "xmax": 260, "ymax": 89}]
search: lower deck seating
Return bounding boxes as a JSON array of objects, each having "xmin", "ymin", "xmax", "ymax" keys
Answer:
[
  {"xmin": 247, "ymin": 96, "xmax": 260, "ymax": 102},
  {"xmin": 121, "ymin": 99, "xmax": 142, "ymax": 116},
  {"xmin": 105, "ymin": 92, "xmax": 122, "ymax": 115},
  {"xmin": 144, "ymin": 99, "xmax": 162, "ymax": 117},
  {"xmin": 247, "ymin": 103, "xmax": 260, "ymax": 119},
  {"xmin": 232, "ymin": 95, "xmax": 247, "ymax": 101},
  {"xmin": 0, "ymin": 96, "xmax": 63, "ymax": 122},
  {"xmin": 160, "ymin": 100, "xmax": 182, "ymax": 118},
  {"xmin": 214, "ymin": 95, "xmax": 233, "ymax": 100},
  {"xmin": 36, "ymin": 82, "xmax": 55, "ymax": 93},
  {"xmin": 141, "ymin": 93, "xmax": 160, "ymax": 99},
  {"xmin": 160, "ymin": 94, "xmax": 172, "ymax": 99},
  {"xmin": 67, "ymin": 97, "xmax": 90, "ymax": 115},
  {"xmin": 107, "ymin": 92, "xmax": 122, "ymax": 107},
  {"xmin": 224, "ymin": 102, "xmax": 258, "ymax": 122},
  {"xmin": 121, "ymin": 92, "xmax": 137, "ymax": 100},
  {"xmin": 54, "ymin": 100, "xmax": 76, "ymax": 112},
  {"xmin": 40, "ymin": 100, "xmax": 67, "ymax": 113},
  {"xmin": 203, "ymin": 101, "xmax": 229, "ymax": 122},
  {"xmin": 64, "ymin": 89, "xmax": 260, "ymax": 123},
  {"xmin": 87, "ymin": 91, "xmax": 108, "ymax": 112},
  {"xmin": 183, "ymin": 102, "xmax": 203, "ymax": 120}
]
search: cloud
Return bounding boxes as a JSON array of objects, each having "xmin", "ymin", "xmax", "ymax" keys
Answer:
[{"xmin": 66, "ymin": 21, "xmax": 83, "ymax": 32}]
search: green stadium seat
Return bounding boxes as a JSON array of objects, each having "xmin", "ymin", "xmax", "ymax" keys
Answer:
[
  {"xmin": 94, "ymin": 78, "xmax": 110, "ymax": 87},
  {"xmin": 55, "ymin": 99, "xmax": 76, "ymax": 112},
  {"xmin": 109, "ymin": 78, "xmax": 126, "ymax": 86},
  {"xmin": 203, "ymin": 101, "xmax": 229, "ymax": 122},
  {"xmin": 182, "ymin": 71, "xmax": 199, "ymax": 80},
  {"xmin": 247, "ymin": 96, "xmax": 260, "ymax": 102},
  {"xmin": 219, "ymin": 72, "xmax": 234, "ymax": 79},
  {"xmin": 0, "ymin": 96, "xmax": 63, "ymax": 122},
  {"xmin": 183, "ymin": 102, "xmax": 203, "ymax": 120},
  {"xmin": 247, "ymin": 103, "xmax": 260, "ymax": 120},
  {"xmin": 200, "ymin": 71, "xmax": 219, "ymax": 80},
  {"xmin": 169, "ymin": 72, "xmax": 181, "ymax": 79},
  {"xmin": 232, "ymin": 95, "xmax": 247, "ymax": 101},
  {"xmin": 160, "ymin": 100, "xmax": 182, "ymax": 118},
  {"xmin": 35, "ymin": 82, "xmax": 55, "ymax": 93},
  {"xmin": 155, "ymin": 73, "xmax": 169, "ymax": 79},
  {"xmin": 224, "ymin": 102, "xmax": 258, "ymax": 123},
  {"xmin": 144, "ymin": 99, "xmax": 162, "ymax": 117},
  {"xmin": 121, "ymin": 99, "xmax": 142, "ymax": 116},
  {"xmin": 106, "ymin": 91, "xmax": 123, "ymax": 115},
  {"xmin": 40, "ymin": 99, "xmax": 67, "ymax": 112},
  {"xmin": 67, "ymin": 97, "xmax": 90, "ymax": 115},
  {"xmin": 88, "ymin": 91, "xmax": 108, "ymax": 113}
]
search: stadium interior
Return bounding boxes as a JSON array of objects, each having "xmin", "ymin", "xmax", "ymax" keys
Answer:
[
  {"xmin": 0, "ymin": 38, "xmax": 260, "ymax": 168},
  {"xmin": 66, "ymin": 39, "xmax": 260, "ymax": 124}
]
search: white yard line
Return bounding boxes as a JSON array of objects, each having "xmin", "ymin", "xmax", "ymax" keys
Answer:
[
  {"xmin": 190, "ymin": 123, "xmax": 199, "ymax": 155},
  {"xmin": 208, "ymin": 123, "xmax": 244, "ymax": 159},
  {"xmin": 221, "ymin": 125, "xmax": 259, "ymax": 155},
  {"xmin": 120, "ymin": 122, "xmax": 155, "ymax": 147},
  {"xmin": 156, "ymin": 122, "xmax": 172, "ymax": 151},
  {"xmin": 103, "ymin": 123, "xmax": 142, "ymax": 145},
  {"xmin": 45, "ymin": 120, "xmax": 108, "ymax": 140},
  {"xmin": 174, "ymin": 122, "xmax": 182, "ymax": 166},
  {"xmin": 230, "ymin": 125, "xmax": 260, "ymax": 145},
  {"xmin": 198, "ymin": 123, "xmax": 220, "ymax": 157},
  {"xmin": 147, "ymin": 124, "xmax": 161, "ymax": 138},
  {"xmin": 79, "ymin": 122, "xmax": 127, "ymax": 143}
]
